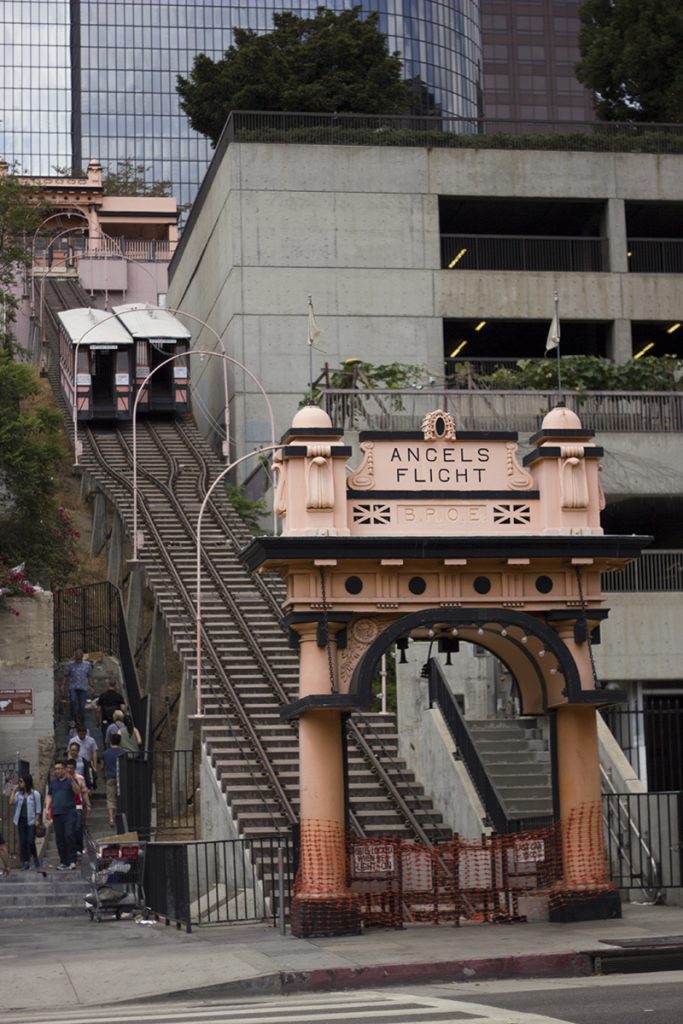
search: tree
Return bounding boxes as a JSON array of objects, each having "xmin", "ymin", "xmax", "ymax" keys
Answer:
[
  {"xmin": 177, "ymin": 7, "xmax": 413, "ymax": 146},
  {"xmin": 102, "ymin": 159, "xmax": 172, "ymax": 197},
  {"xmin": 576, "ymin": 1, "xmax": 683, "ymax": 122},
  {"xmin": 0, "ymin": 354, "xmax": 78, "ymax": 585},
  {"xmin": 0, "ymin": 172, "xmax": 47, "ymax": 351}
]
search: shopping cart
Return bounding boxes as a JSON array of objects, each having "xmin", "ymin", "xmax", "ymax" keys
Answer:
[{"xmin": 83, "ymin": 834, "xmax": 146, "ymax": 922}]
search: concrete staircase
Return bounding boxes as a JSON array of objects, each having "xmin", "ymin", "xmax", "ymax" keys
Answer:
[
  {"xmin": 466, "ymin": 718, "xmax": 553, "ymax": 824},
  {"xmin": 0, "ymin": 870, "xmax": 91, "ymax": 919}
]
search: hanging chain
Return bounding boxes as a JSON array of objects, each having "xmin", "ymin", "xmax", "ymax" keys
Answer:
[
  {"xmin": 319, "ymin": 567, "xmax": 338, "ymax": 694},
  {"xmin": 574, "ymin": 565, "xmax": 602, "ymax": 689}
]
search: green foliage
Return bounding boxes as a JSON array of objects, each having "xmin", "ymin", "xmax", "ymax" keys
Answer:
[
  {"xmin": 0, "ymin": 354, "xmax": 78, "ymax": 585},
  {"xmin": 177, "ymin": 7, "xmax": 413, "ymax": 146},
  {"xmin": 226, "ymin": 484, "xmax": 269, "ymax": 535},
  {"xmin": 102, "ymin": 159, "xmax": 172, "ymax": 197},
  {"xmin": 478, "ymin": 355, "xmax": 683, "ymax": 393},
  {"xmin": 231, "ymin": 124, "xmax": 683, "ymax": 154},
  {"xmin": 0, "ymin": 172, "xmax": 48, "ymax": 351},
  {"xmin": 304, "ymin": 359, "xmax": 427, "ymax": 406},
  {"xmin": 576, "ymin": 0, "xmax": 683, "ymax": 122}
]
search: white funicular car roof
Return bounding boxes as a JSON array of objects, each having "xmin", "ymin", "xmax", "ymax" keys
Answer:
[
  {"xmin": 58, "ymin": 307, "xmax": 134, "ymax": 346},
  {"xmin": 113, "ymin": 303, "xmax": 191, "ymax": 341}
]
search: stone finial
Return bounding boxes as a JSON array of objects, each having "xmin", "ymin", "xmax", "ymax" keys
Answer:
[{"xmin": 86, "ymin": 159, "xmax": 102, "ymax": 186}]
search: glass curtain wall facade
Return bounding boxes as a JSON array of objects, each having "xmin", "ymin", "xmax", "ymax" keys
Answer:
[
  {"xmin": 0, "ymin": 1, "xmax": 72, "ymax": 174},
  {"xmin": 1, "ymin": 1, "xmax": 481, "ymax": 208},
  {"xmin": 480, "ymin": 0, "xmax": 594, "ymax": 122}
]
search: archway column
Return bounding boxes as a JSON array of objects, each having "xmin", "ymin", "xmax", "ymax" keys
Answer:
[
  {"xmin": 550, "ymin": 624, "xmax": 620, "ymax": 921},
  {"xmin": 290, "ymin": 622, "xmax": 360, "ymax": 937}
]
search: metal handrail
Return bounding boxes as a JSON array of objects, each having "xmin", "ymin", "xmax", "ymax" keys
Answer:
[
  {"xmin": 427, "ymin": 659, "xmax": 509, "ymax": 834},
  {"xmin": 600, "ymin": 767, "xmax": 663, "ymax": 903}
]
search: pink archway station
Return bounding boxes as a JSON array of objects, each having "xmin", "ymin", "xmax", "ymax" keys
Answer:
[{"xmin": 243, "ymin": 404, "xmax": 649, "ymax": 938}]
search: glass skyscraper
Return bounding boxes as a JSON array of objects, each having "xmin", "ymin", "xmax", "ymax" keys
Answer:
[{"xmin": 0, "ymin": 2, "xmax": 481, "ymax": 208}]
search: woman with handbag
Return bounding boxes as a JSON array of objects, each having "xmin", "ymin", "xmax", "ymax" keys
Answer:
[{"xmin": 10, "ymin": 774, "xmax": 42, "ymax": 870}]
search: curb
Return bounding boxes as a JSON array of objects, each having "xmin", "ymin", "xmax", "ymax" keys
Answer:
[{"xmin": 132, "ymin": 950, "xmax": 594, "ymax": 1005}]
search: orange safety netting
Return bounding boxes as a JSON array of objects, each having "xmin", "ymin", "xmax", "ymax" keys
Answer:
[{"xmin": 293, "ymin": 805, "xmax": 617, "ymax": 929}]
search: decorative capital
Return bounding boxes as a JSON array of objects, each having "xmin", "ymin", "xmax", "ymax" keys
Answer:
[{"xmin": 421, "ymin": 409, "xmax": 456, "ymax": 441}]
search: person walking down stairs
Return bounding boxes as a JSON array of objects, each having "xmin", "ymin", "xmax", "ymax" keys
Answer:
[
  {"xmin": 101, "ymin": 733, "xmax": 125, "ymax": 829},
  {"xmin": 9, "ymin": 774, "xmax": 42, "ymax": 870},
  {"xmin": 45, "ymin": 760, "xmax": 81, "ymax": 871},
  {"xmin": 63, "ymin": 649, "xmax": 93, "ymax": 727}
]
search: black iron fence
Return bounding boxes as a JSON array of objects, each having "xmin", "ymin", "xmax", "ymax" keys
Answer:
[
  {"xmin": 441, "ymin": 233, "xmax": 605, "ymax": 273},
  {"xmin": 222, "ymin": 110, "xmax": 683, "ymax": 155},
  {"xmin": 601, "ymin": 551, "xmax": 683, "ymax": 594},
  {"xmin": 601, "ymin": 701, "xmax": 683, "ymax": 792},
  {"xmin": 53, "ymin": 582, "xmax": 118, "ymax": 661},
  {"xmin": 319, "ymin": 388, "xmax": 683, "ymax": 434},
  {"xmin": 603, "ymin": 791, "xmax": 682, "ymax": 897},
  {"xmin": 116, "ymin": 750, "xmax": 197, "ymax": 843},
  {"xmin": 144, "ymin": 835, "xmax": 293, "ymax": 932},
  {"xmin": 628, "ymin": 238, "xmax": 683, "ymax": 274}
]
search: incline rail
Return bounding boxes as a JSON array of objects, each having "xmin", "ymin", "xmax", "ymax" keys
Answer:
[{"xmin": 84, "ymin": 425, "xmax": 297, "ymax": 831}]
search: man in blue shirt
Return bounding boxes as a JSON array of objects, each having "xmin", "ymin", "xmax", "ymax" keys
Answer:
[
  {"xmin": 46, "ymin": 759, "xmax": 81, "ymax": 870},
  {"xmin": 101, "ymin": 733, "xmax": 126, "ymax": 829},
  {"xmin": 63, "ymin": 649, "xmax": 93, "ymax": 725}
]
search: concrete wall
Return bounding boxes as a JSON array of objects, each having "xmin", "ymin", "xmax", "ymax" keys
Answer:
[
  {"xmin": 396, "ymin": 650, "xmax": 489, "ymax": 838},
  {"xmin": 594, "ymin": 593, "xmax": 683, "ymax": 683},
  {"xmin": 0, "ymin": 593, "xmax": 54, "ymax": 778},
  {"xmin": 169, "ymin": 142, "xmax": 683, "ymax": 457}
]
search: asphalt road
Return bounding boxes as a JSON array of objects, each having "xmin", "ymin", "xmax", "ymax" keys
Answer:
[{"xmin": 3, "ymin": 971, "xmax": 681, "ymax": 1024}]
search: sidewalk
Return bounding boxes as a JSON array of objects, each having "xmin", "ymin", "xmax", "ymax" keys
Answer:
[{"xmin": 2, "ymin": 900, "xmax": 683, "ymax": 1011}]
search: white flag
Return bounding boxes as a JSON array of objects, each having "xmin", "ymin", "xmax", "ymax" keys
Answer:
[
  {"xmin": 308, "ymin": 299, "xmax": 321, "ymax": 347},
  {"xmin": 546, "ymin": 310, "xmax": 560, "ymax": 352}
]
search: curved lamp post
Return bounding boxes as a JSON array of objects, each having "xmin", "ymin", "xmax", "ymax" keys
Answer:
[
  {"xmin": 193, "ymin": 442, "xmax": 283, "ymax": 719},
  {"xmin": 131, "ymin": 344, "xmax": 276, "ymax": 559}
]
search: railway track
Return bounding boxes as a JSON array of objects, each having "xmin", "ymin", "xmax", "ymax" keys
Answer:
[{"xmin": 42, "ymin": 280, "xmax": 447, "ymax": 895}]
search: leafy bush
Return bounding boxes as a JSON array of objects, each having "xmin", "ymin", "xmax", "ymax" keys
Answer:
[{"xmin": 481, "ymin": 355, "xmax": 683, "ymax": 392}]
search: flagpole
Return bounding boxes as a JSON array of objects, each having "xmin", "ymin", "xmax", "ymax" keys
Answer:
[
  {"xmin": 554, "ymin": 291, "xmax": 563, "ymax": 402},
  {"xmin": 307, "ymin": 294, "xmax": 314, "ymax": 403}
]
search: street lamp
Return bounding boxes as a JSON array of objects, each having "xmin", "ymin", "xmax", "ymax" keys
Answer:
[{"xmin": 193, "ymin": 443, "xmax": 283, "ymax": 719}]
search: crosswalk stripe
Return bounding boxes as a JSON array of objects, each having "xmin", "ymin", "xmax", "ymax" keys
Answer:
[{"xmin": 3, "ymin": 991, "xmax": 575, "ymax": 1024}]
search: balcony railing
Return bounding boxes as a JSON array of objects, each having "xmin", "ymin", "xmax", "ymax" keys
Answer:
[
  {"xmin": 441, "ymin": 234, "xmax": 605, "ymax": 272},
  {"xmin": 319, "ymin": 388, "xmax": 683, "ymax": 433},
  {"xmin": 602, "ymin": 550, "xmax": 683, "ymax": 593},
  {"xmin": 628, "ymin": 238, "xmax": 683, "ymax": 274},
  {"xmin": 222, "ymin": 111, "xmax": 683, "ymax": 155},
  {"xmin": 35, "ymin": 237, "xmax": 176, "ymax": 266}
]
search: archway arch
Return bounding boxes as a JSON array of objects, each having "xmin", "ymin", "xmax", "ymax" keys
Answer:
[{"xmin": 350, "ymin": 607, "xmax": 582, "ymax": 715}]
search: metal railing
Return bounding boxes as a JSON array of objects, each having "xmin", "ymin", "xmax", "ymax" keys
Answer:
[
  {"xmin": 628, "ymin": 238, "xmax": 683, "ymax": 274},
  {"xmin": 601, "ymin": 701, "xmax": 683, "ymax": 792},
  {"xmin": 53, "ymin": 581, "xmax": 118, "ymax": 661},
  {"xmin": 144, "ymin": 835, "xmax": 293, "ymax": 932},
  {"xmin": 602, "ymin": 550, "xmax": 683, "ymax": 594},
  {"xmin": 603, "ymin": 790, "xmax": 681, "ymax": 896},
  {"xmin": 222, "ymin": 110, "xmax": 683, "ymax": 155},
  {"xmin": 35, "ymin": 237, "xmax": 176, "ymax": 265},
  {"xmin": 54, "ymin": 580, "xmax": 149, "ymax": 793},
  {"xmin": 427, "ymin": 659, "xmax": 509, "ymax": 834},
  {"xmin": 117, "ymin": 749, "xmax": 196, "ymax": 843},
  {"xmin": 441, "ymin": 234, "xmax": 605, "ymax": 273},
  {"xmin": 319, "ymin": 388, "xmax": 683, "ymax": 433}
]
